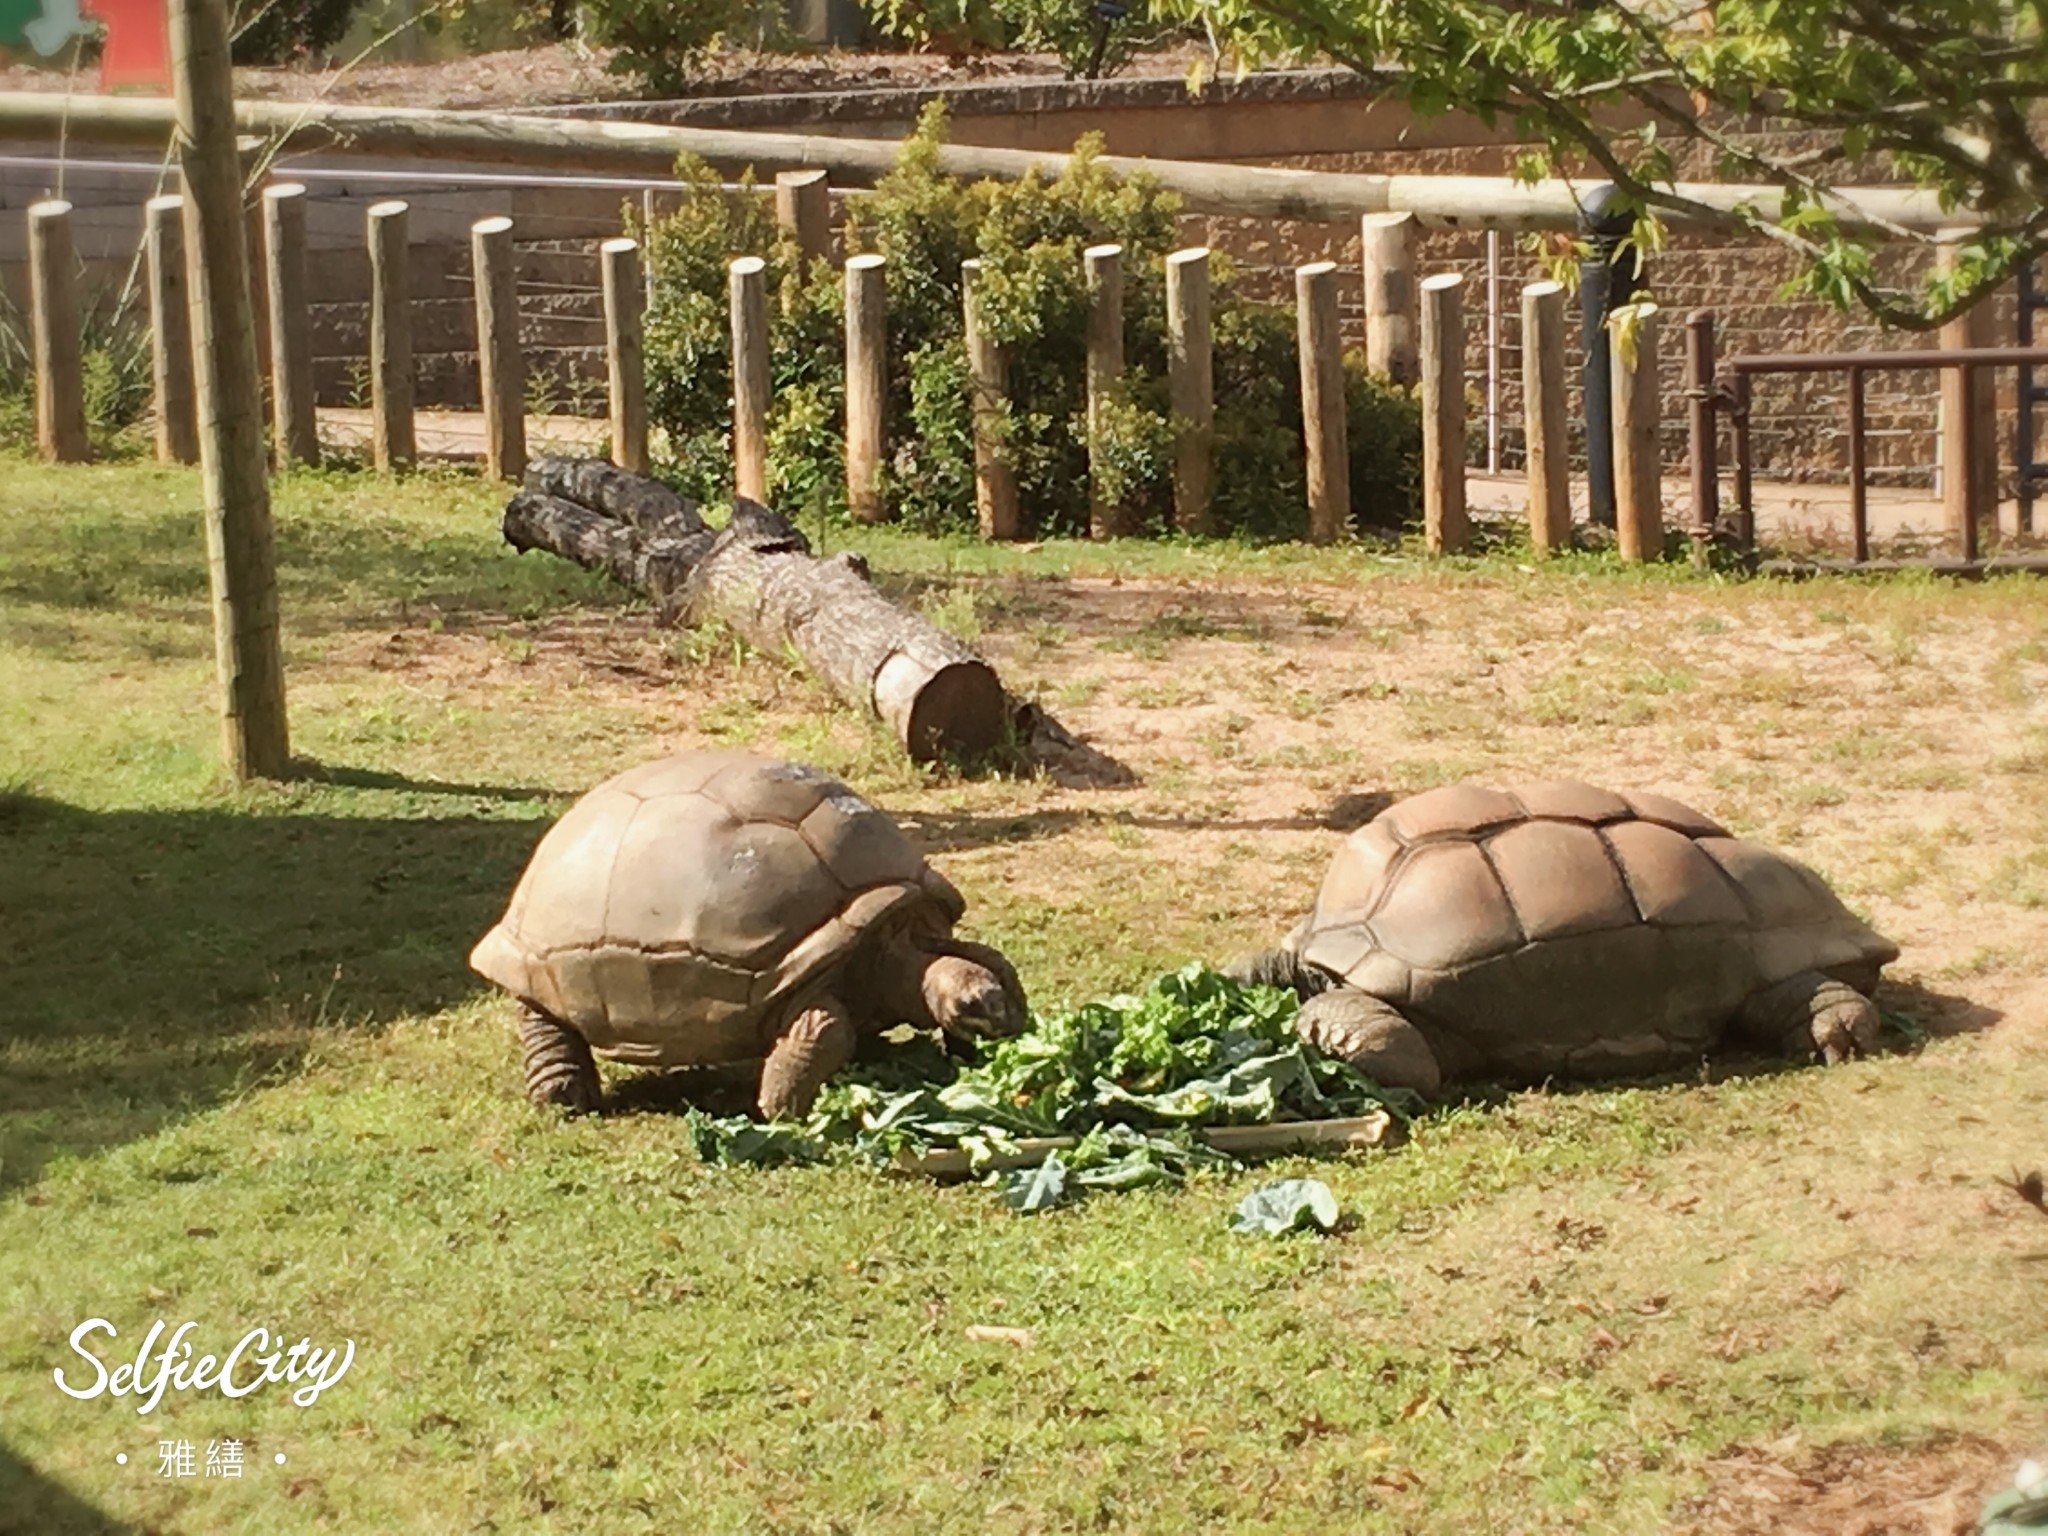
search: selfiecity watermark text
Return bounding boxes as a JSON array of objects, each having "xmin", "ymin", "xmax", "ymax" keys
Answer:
[{"xmin": 54, "ymin": 1319, "xmax": 356, "ymax": 1414}]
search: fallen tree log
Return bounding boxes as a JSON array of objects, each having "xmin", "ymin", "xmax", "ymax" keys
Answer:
[{"xmin": 503, "ymin": 458, "xmax": 1010, "ymax": 763}]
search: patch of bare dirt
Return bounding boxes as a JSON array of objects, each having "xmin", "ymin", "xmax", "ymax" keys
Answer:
[
  {"xmin": 1669, "ymin": 1433, "xmax": 2018, "ymax": 1536},
  {"xmin": 0, "ymin": 41, "xmax": 1202, "ymax": 108}
]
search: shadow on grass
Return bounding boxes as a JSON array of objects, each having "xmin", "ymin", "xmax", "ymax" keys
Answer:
[
  {"xmin": 0, "ymin": 1442, "xmax": 133, "ymax": 1536},
  {"xmin": 1418, "ymin": 976, "xmax": 2001, "ymax": 1114},
  {"xmin": 0, "ymin": 476, "xmax": 617, "ymax": 656},
  {"xmin": 0, "ymin": 790, "xmax": 547, "ymax": 1194},
  {"xmin": 903, "ymin": 789, "xmax": 1398, "ymax": 853},
  {"xmin": 295, "ymin": 763, "xmax": 561, "ymax": 803}
]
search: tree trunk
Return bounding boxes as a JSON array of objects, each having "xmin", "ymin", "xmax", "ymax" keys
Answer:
[{"xmin": 502, "ymin": 457, "xmax": 1012, "ymax": 764}]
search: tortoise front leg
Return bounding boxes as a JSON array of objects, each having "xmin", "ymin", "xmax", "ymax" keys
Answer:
[
  {"xmin": 518, "ymin": 1004, "xmax": 602, "ymax": 1114},
  {"xmin": 1296, "ymin": 989, "xmax": 1443, "ymax": 1096},
  {"xmin": 758, "ymin": 994, "xmax": 857, "ymax": 1120},
  {"xmin": 1223, "ymin": 947, "xmax": 1336, "ymax": 1000},
  {"xmin": 1734, "ymin": 970, "xmax": 1879, "ymax": 1065}
]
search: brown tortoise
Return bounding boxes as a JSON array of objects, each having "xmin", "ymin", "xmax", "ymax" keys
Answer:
[
  {"xmin": 471, "ymin": 750, "xmax": 1026, "ymax": 1118},
  {"xmin": 1230, "ymin": 780, "xmax": 1899, "ymax": 1093}
]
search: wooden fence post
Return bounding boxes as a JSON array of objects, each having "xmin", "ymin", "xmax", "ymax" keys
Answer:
[
  {"xmin": 1166, "ymin": 245, "xmax": 1213, "ymax": 536},
  {"xmin": 173, "ymin": 0, "xmax": 289, "ymax": 779},
  {"xmin": 1085, "ymin": 241, "xmax": 1128, "ymax": 538},
  {"xmin": 263, "ymin": 182, "xmax": 319, "ymax": 468},
  {"xmin": 774, "ymin": 168, "xmax": 832, "ymax": 268},
  {"xmin": 1362, "ymin": 211, "xmax": 1419, "ymax": 385},
  {"xmin": 145, "ymin": 193, "xmax": 198, "ymax": 465},
  {"xmin": 962, "ymin": 257, "xmax": 1022, "ymax": 540},
  {"xmin": 1684, "ymin": 307, "xmax": 1718, "ymax": 565},
  {"xmin": 1938, "ymin": 230, "xmax": 1997, "ymax": 558},
  {"xmin": 1611, "ymin": 301, "xmax": 1664, "ymax": 561},
  {"xmin": 729, "ymin": 255, "xmax": 770, "ymax": 502},
  {"xmin": 1421, "ymin": 271, "xmax": 1469, "ymax": 553},
  {"xmin": 1296, "ymin": 259, "xmax": 1349, "ymax": 545},
  {"xmin": 367, "ymin": 199, "xmax": 414, "ymax": 471},
  {"xmin": 600, "ymin": 236, "xmax": 648, "ymax": 474},
  {"xmin": 472, "ymin": 215, "xmax": 526, "ymax": 482},
  {"xmin": 27, "ymin": 199, "xmax": 88, "ymax": 462},
  {"xmin": 844, "ymin": 252, "xmax": 887, "ymax": 523},
  {"xmin": 1521, "ymin": 279, "xmax": 1569, "ymax": 555}
]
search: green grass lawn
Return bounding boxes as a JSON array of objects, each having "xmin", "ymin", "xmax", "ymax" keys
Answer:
[{"xmin": 3, "ymin": 454, "xmax": 2046, "ymax": 1534}]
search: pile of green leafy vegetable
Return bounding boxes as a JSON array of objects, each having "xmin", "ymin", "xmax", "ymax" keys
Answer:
[{"xmin": 685, "ymin": 964, "xmax": 1413, "ymax": 1211}]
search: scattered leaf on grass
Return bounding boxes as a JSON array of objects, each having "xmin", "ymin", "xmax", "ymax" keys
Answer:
[
  {"xmin": 964, "ymin": 1325, "xmax": 1036, "ymax": 1347},
  {"xmin": 1230, "ymin": 1177, "xmax": 1340, "ymax": 1236},
  {"xmin": 999, "ymin": 1151, "xmax": 1068, "ymax": 1212}
]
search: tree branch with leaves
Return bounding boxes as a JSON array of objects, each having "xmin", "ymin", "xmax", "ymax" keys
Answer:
[{"xmin": 1169, "ymin": 0, "xmax": 2046, "ymax": 327}]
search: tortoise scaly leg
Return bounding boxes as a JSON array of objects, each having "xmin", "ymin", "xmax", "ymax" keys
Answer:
[
  {"xmin": 517, "ymin": 1004, "xmax": 602, "ymax": 1114},
  {"xmin": 1735, "ymin": 970, "xmax": 1879, "ymax": 1065},
  {"xmin": 1296, "ymin": 989, "xmax": 1443, "ymax": 1096},
  {"xmin": 1223, "ymin": 947, "xmax": 1336, "ymax": 1000},
  {"xmin": 758, "ymin": 995, "xmax": 857, "ymax": 1120}
]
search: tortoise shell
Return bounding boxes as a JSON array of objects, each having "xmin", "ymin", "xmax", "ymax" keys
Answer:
[
  {"xmin": 1287, "ymin": 780, "xmax": 1899, "ymax": 1078},
  {"xmin": 470, "ymin": 750, "xmax": 963, "ymax": 1067}
]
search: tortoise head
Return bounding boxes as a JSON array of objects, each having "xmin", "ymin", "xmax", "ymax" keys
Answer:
[{"xmin": 921, "ymin": 941, "xmax": 1028, "ymax": 1043}]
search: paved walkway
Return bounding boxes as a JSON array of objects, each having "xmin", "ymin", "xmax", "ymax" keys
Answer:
[{"xmin": 318, "ymin": 408, "xmax": 2042, "ymax": 549}]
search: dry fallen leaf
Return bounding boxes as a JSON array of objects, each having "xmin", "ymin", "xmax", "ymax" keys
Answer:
[{"xmin": 964, "ymin": 1325, "xmax": 1034, "ymax": 1347}]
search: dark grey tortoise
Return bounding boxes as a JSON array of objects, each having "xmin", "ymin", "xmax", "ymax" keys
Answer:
[
  {"xmin": 471, "ymin": 749, "xmax": 1026, "ymax": 1118},
  {"xmin": 1229, "ymin": 779, "xmax": 1899, "ymax": 1094}
]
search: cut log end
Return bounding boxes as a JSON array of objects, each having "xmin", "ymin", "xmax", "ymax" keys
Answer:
[{"xmin": 879, "ymin": 656, "xmax": 1008, "ymax": 764}]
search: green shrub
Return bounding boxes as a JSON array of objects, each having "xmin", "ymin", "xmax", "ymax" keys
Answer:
[
  {"xmin": 858, "ymin": 0, "xmax": 1177, "ymax": 79},
  {"xmin": 638, "ymin": 106, "xmax": 1422, "ymax": 541},
  {"xmin": 231, "ymin": 0, "xmax": 364, "ymax": 63},
  {"xmin": 579, "ymin": 0, "xmax": 780, "ymax": 96},
  {"xmin": 0, "ymin": 282, "xmax": 152, "ymax": 453}
]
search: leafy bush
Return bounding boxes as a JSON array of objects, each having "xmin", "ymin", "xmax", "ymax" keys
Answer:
[
  {"xmin": 858, "ymin": 0, "xmax": 1176, "ymax": 79},
  {"xmin": 638, "ymin": 106, "xmax": 1422, "ymax": 541},
  {"xmin": 579, "ymin": 0, "xmax": 780, "ymax": 96},
  {"xmin": 230, "ymin": 0, "xmax": 363, "ymax": 63},
  {"xmin": 0, "ymin": 282, "xmax": 152, "ymax": 453}
]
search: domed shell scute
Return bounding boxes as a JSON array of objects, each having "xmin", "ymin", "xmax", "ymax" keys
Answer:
[
  {"xmin": 1604, "ymin": 819, "xmax": 1748, "ymax": 927},
  {"xmin": 1698, "ymin": 836, "xmax": 1830, "ymax": 927},
  {"xmin": 597, "ymin": 789, "xmax": 732, "ymax": 951},
  {"xmin": 670, "ymin": 816, "xmax": 839, "ymax": 967},
  {"xmin": 1380, "ymin": 782, "xmax": 1526, "ymax": 842},
  {"xmin": 604, "ymin": 749, "xmax": 748, "ymax": 803},
  {"xmin": 1486, "ymin": 818, "xmax": 1636, "ymax": 941},
  {"xmin": 1311, "ymin": 820, "xmax": 1403, "ymax": 927},
  {"xmin": 1620, "ymin": 789, "xmax": 1727, "ymax": 839},
  {"xmin": 703, "ymin": 753, "xmax": 837, "ymax": 827},
  {"xmin": 513, "ymin": 786, "xmax": 641, "ymax": 955},
  {"xmin": 1508, "ymin": 781, "xmax": 1634, "ymax": 824},
  {"xmin": 1365, "ymin": 839, "xmax": 1522, "ymax": 970},
  {"xmin": 801, "ymin": 789, "xmax": 928, "ymax": 893}
]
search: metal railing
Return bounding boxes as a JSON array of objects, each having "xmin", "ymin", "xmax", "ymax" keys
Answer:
[{"xmin": 1710, "ymin": 340, "xmax": 2048, "ymax": 564}]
